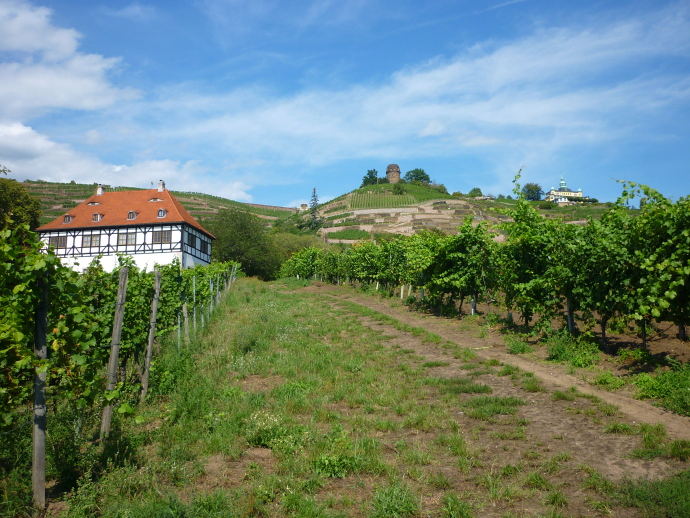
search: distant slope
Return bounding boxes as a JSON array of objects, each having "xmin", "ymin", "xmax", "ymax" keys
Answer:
[
  {"xmin": 21, "ymin": 180, "xmax": 296, "ymax": 227},
  {"xmin": 317, "ymin": 182, "xmax": 612, "ymax": 241}
]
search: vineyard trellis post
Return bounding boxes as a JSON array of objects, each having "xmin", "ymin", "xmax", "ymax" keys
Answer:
[
  {"xmin": 193, "ymin": 276, "xmax": 197, "ymax": 337},
  {"xmin": 140, "ymin": 269, "xmax": 161, "ymax": 403},
  {"xmin": 32, "ymin": 276, "xmax": 48, "ymax": 509},
  {"xmin": 101, "ymin": 267, "xmax": 129, "ymax": 437}
]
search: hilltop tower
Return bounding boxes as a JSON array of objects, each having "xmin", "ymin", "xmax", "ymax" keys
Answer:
[{"xmin": 386, "ymin": 164, "xmax": 401, "ymax": 184}]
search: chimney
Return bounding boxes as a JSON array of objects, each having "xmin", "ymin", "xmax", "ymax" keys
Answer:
[
  {"xmin": 157, "ymin": 180, "xmax": 165, "ymax": 192},
  {"xmin": 96, "ymin": 184, "xmax": 104, "ymax": 196}
]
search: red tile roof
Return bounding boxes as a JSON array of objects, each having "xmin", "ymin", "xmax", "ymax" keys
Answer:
[{"xmin": 37, "ymin": 188, "xmax": 215, "ymax": 238}]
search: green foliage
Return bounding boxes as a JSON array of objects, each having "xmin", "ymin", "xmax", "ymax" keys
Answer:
[
  {"xmin": 327, "ymin": 229, "xmax": 371, "ymax": 240},
  {"xmin": 467, "ymin": 187, "xmax": 483, "ymax": 197},
  {"xmin": 505, "ymin": 335, "xmax": 533, "ymax": 354},
  {"xmin": 404, "ymin": 168, "xmax": 431, "ymax": 184},
  {"xmin": 370, "ymin": 481, "xmax": 420, "ymax": 518},
  {"xmin": 633, "ymin": 362, "xmax": 690, "ymax": 416},
  {"xmin": 392, "ymin": 183, "xmax": 407, "ymax": 195},
  {"xmin": 545, "ymin": 332, "xmax": 600, "ymax": 368},
  {"xmin": 613, "ymin": 468, "xmax": 690, "ymax": 517},
  {"xmin": 361, "ymin": 169, "xmax": 389, "ymax": 187},
  {"xmin": 206, "ymin": 208, "xmax": 280, "ymax": 278},
  {"xmin": 0, "ymin": 178, "xmax": 42, "ymax": 231},
  {"xmin": 521, "ymin": 182, "xmax": 544, "ymax": 201}
]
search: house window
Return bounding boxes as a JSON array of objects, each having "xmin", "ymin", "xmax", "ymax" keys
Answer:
[
  {"xmin": 152, "ymin": 230, "xmax": 171, "ymax": 244},
  {"xmin": 157, "ymin": 209, "xmax": 167, "ymax": 218},
  {"xmin": 118, "ymin": 233, "xmax": 136, "ymax": 246},
  {"xmin": 127, "ymin": 211, "xmax": 137, "ymax": 220},
  {"xmin": 49, "ymin": 236, "xmax": 67, "ymax": 248},
  {"xmin": 82, "ymin": 235, "xmax": 101, "ymax": 248},
  {"xmin": 63, "ymin": 215, "xmax": 72, "ymax": 224},
  {"xmin": 200, "ymin": 240, "xmax": 208, "ymax": 254},
  {"xmin": 187, "ymin": 233, "xmax": 196, "ymax": 248},
  {"xmin": 92, "ymin": 213, "xmax": 102, "ymax": 222}
]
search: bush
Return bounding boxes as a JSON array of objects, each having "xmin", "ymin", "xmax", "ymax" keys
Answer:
[
  {"xmin": 634, "ymin": 363, "xmax": 690, "ymax": 416},
  {"xmin": 546, "ymin": 332, "xmax": 600, "ymax": 368}
]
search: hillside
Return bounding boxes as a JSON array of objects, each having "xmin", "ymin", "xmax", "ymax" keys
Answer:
[
  {"xmin": 316, "ymin": 183, "xmax": 612, "ymax": 242},
  {"xmin": 21, "ymin": 179, "xmax": 613, "ymax": 238},
  {"xmin": 21, "ymin": 180, "xmax": 297, "ymax": 227}
]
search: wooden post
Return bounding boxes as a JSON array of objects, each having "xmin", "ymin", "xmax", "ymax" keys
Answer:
[
  {"xmin": 140, "ymin": 270, "xmax": 161, "ymax": 403},
  {"xmin": 33, "ymin": 276, "xmax": 48, "ymax": 509},
  {"xmin": 177, "ymin": 312, "xmax": 181, "ymax": 353},
  {"xmin": 209, "ymin": 278, "xmax": 214, "ymax": 313},
  {"xmin": 101, "ymin": 267, "xmax": 129, "ymax": 438},
  {"xmin": 567, "ymin": 297, "xmax": 575, "ymax": 334},
  {"xmin": 192, "ymin": 276, "xmax": 197, "ymax": 337},
  {"xmin": 182, "ymin": 301, "xmax": 190, "ymax": 343}
]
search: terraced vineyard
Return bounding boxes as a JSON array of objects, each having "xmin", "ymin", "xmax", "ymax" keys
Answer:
[
  {"xmin": 20, "ymin": 180, "xmax": 295, "ymax": 226},
  {"xmin": 349, "ymin": 193, "xmax": 417, "ymax": 209}
]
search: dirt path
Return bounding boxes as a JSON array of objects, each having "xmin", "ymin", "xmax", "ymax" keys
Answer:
[{"xmin": 304, "ymin": 283, "xmax": 690, "ymax": 442}]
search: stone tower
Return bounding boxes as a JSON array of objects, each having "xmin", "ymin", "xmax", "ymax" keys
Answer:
[{"xmin": 386, "ymin": 164, "xmax": 401, "ymax": 184}]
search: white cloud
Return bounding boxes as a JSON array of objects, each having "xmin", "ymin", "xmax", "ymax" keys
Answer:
[
  {"xmin": 0, "ymin": 0, "xmax": 139, "ymax": 119},
  {"xmin": 0, "ymin": 0, "xmax": 79, "ymax": 60},
  {"xmin": 101, "ymin": 3, "xmax": 157, "ymax": 22},
  {"xmin": 0, "ymin": 122, "xmax": 253, "ymax": 201}
]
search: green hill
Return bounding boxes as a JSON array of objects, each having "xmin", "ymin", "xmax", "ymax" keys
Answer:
[{"xmin": 20, "ymin": 180, "xmax": 296, "ymax": 227}]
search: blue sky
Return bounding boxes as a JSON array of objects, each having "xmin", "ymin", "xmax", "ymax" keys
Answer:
[{"xmin": 1, "ymin": 0, "xmax": 689, "ymax": 207}]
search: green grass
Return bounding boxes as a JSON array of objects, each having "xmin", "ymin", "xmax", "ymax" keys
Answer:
[{"xmin": 6, "ymin": 278, "xmax": 681, "ymax": 518}]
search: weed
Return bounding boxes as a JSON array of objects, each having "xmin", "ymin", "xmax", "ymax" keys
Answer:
[
  {"xmin": 604, "ymin": 421, "xmax": 636, "ymax": 435},
  {"xmin": 524, "ymin": 472, "xmax": 551, "ymax": 490},
  {"xmin": 667, "ymin": 439, "xmax": 690, "ymax": 461},
  {"xmin": 499, "ymin": 463, "xmax": 524, "ymax": 478},
  {"xmin": 634, "ymin": 363, "xmax": 690, "ymax": 416},
  {"xmin": 370, "ymin": 481, "xmax": 420, "ymax": 518},
  {"xmin": 545, "ymin": 331, "xmax": 600, "ymax": 368},
  {"xmin": 505, "ymin": 335, "xmax": 533, "ymax": 354},
  {"xmin": 429, "ymin": 472, "xmax": 452, "ymax": 490},
  {"xmin": 441, "ymin": 493, "xmax": 474, "ymax": 518},
  {"xmin": 498, "ymin": 365, "xmax": 520, "ymax": 376},
  {"xmin": 490, "ymin": 427, "xmax": 526, "ymax": 440},
  {"xmin": 613, "ymin": 468, "xmax": 690, "ymax": 517},
  {"xmin": 551, "ymin": 390, "xmax": 576, "ymax": 401},
  {"xmin": 423, "ymin": 361, "xmax": 451, "ymax": 368},
  {"xmin": 522, "ymin": 375, "xmax": 546, "ymax": 393},
  {"xmin": 591, "ymin": 371, "xmax": 626, "ymax": 390},
  {"xmin": 544, "ymin": 490, "xmax": 569, "ymax": 508}
]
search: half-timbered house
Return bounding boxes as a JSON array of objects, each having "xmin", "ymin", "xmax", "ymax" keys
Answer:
[{"xmin": 37, "ymin": 181, "xmax": 214, "ymax": 272}]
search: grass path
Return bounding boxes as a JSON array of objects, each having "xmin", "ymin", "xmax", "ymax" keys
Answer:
[{"xmin": 58, "ymin": 278, "xmax": 689, "ymax": 518}]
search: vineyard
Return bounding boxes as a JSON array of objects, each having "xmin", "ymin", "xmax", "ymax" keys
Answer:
[
  {"xmin": 282, "ymin": 180, "xmax": 690, "ymax": 416},
  {"xmin": 349, "ymin": 193, "xmax": 417, "ymax": 209},
  {"xmin": 1, "ymin": 225, "xmax": 239, "ymax": 513}
]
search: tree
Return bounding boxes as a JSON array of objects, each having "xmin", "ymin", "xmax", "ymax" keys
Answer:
[
  {"xmin": 392, "ymin": 183, "xmax": 406, "ymax": 195},
  {"xmin": 467, "ymin": 187, "xmax": 483, "ymax": 197},
  {"xmin": 0, "ymin": 178, "xmax": 42, "ymax": 231},
  {"xmin": 403, "ymin": 168, "xmax": 430, "ymax": 184},
  {"xmin": 361, "ymin": 169, "xmax": 379, "ymax": 187},
  {"xmin": 205, "ymin": 209, "xmax": 280, "ymax": 279},
  {"xmin": 308, "ymin": 188, "xmax": 321, "ymax": 230},
  {"xmin": 521, "ymin": 183, "xmax": 544, "ymax": 201}
]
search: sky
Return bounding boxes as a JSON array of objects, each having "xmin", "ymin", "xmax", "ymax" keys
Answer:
[{"xmin": 1, "ymin": 0, "xmax": 689, "ymax": 207}]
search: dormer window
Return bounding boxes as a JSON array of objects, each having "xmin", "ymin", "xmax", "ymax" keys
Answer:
[
  {"xmin": 63, "ymin": 215, "xmax": 72, "ymax": 224},
  {"xmin": 87, "ymin": 202, "xmax": 101, "ymax": 206},
  {"xmin": 127, "ymin": 211, "xmax": 137, "ymax": 220},
  {"xmin": 92, "ymin": 213, "xmax": 103, "ymax": 222},
  {"xmin": 149, "ymin": 198, "xmax": 163, "ymax": 203},
  {"xmin": 157, "ymin": 209, "xmax": 167, "ymax": 218}
]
